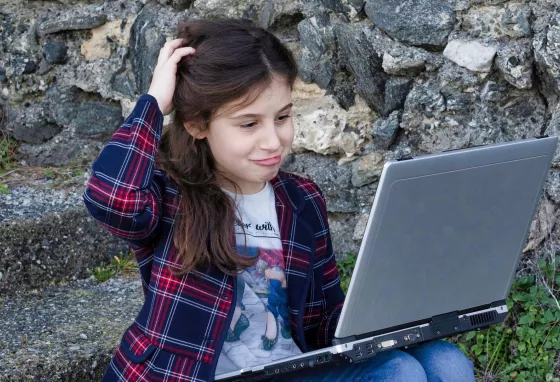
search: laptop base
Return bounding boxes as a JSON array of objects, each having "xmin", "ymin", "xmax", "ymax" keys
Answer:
[{"xmin": 216, "ymin": 303, "xmax": 508, "ymax": 381}]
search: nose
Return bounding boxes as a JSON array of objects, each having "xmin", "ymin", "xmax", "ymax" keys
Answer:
[{"xmin": 259, "ymin": 121, "xmax": 282, "ymax": 152}]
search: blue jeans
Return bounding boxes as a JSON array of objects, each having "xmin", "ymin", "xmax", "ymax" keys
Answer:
[{"xmin": 275, "ymin": 340, "xmax": 474, "ymax": 381}]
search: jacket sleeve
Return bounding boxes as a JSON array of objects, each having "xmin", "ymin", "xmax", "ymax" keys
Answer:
[
  {"xmin": 314, "ymin": 186, "xmax": 346, "ymax": 348},
  {"xmin": 82, "ymin": 93, "xmax": 165, "ymax": 248}
]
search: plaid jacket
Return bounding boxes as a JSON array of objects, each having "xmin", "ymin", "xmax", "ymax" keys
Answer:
[{"xmin": 82, "ymin": 94, "xmax": 346, "ymax": 381}]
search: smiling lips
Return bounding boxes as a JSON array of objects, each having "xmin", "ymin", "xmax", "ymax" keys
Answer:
[{"xmin": 253, "ymin": 155, "xmax": 281, "ymax": 166}]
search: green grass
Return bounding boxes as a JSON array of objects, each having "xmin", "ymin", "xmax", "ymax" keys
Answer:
[
  {"xmin": 0, "ymin": 133, "xmax": 19, "ymax": 194},
  {"xmin": 337, "ymin": 252, "xmax": 560, "ymax": 382},
  {"xmin": 91, "ymin": 250, "xmax": 139, "ymax": 282}
]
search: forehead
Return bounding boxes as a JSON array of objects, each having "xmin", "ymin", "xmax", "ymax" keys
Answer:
[{"xmin": 216, "ymin": 77, "xmax": 292, "ymax": 118}]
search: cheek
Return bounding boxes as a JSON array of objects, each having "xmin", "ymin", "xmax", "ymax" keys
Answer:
[
  {"xmin": 209, "ymin": 132, "xmax": 252, "ymax": 159},
  {"xmin": 218, "ymin": 144, "xmax": 251, "ymax": 162},
  {"xmin": 281, "ymin": 123, "xmax": 295, "ymax": 147}
]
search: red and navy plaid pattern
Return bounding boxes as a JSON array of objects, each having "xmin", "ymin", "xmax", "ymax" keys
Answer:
[{"xmin": 83, "ymin": 94, "xmax": 346, "ymax": 381}]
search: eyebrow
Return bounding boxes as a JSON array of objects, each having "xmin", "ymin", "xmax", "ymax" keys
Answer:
[{"xmin": 229, "ymin": 103, "xmax": 293, "ymax": 119}]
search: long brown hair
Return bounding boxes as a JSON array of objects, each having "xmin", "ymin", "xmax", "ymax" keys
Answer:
[{"xmin": 155, "ymin": 18, "xmax": 298, "ymax": 277}]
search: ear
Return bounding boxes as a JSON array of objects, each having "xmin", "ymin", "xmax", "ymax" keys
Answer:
[{"xmin": 183, "ymin": 122, "xmax": 208, "ymax": 140}]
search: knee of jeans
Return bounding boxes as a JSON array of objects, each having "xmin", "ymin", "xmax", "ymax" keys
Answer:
[
  {"xmin": 386, "ymin": 352, "xmax": 427, "ymax": 382},
  {"xmin": 417, "ymin": 341, "xmax": 475, "ymax": 382}
]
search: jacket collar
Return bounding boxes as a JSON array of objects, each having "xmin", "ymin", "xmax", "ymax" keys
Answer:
[
  {"xmin": 270, "ymin": 170, "xmax": 314, "ymax": 352},
  {"xmin": 270, "ymin": 170, "xmax": 306, "ymax": 216}
]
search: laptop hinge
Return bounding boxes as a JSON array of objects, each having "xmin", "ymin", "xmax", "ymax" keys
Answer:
[
  {"xmin": 491, "ymin": 299, "xmax": 506, "ymax": 308},
  {"xmin": 430, "ymin": 311, "xmax": 460, "ymax": 337},
  {"xmin": 332, "ymin": 335, "xmax": 357, "ymax": 346}
]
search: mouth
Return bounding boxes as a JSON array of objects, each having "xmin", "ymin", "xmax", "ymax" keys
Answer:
[{"xmin": 252, "ymin": 155, "xmax": 282, "ymax": 166}]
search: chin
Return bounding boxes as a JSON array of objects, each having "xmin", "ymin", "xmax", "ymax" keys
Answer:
[
  {"xmin": 250, "ymin": 171, "xmax": 276, "ymax": 185},
  {"xmin": 264, "ymin": 166, "xmax": 281, "ymax": 179}
]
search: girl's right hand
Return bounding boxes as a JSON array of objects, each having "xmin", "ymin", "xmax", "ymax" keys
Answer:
[{"xmin": 147, "ymin": 38, "xmax": 196, "ymax": 116}]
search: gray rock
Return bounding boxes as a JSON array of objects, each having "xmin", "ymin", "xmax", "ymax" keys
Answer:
[
  {"xmin": 36, "ymin": 13, "xmax": 107, "ymax": 37},
  {"xmin": 0, "ymin": 66, "xmax": 6, "ymax": 82},
  {"xmin": 402, "ymin": 75, "xmax": 546, "ymax": 154},
  {"xmin": 44, "ymin": 85, "xmax": 81, "ymax": 127},
  {"xmin": 352, "ymin": 151, "xmax": 389, "ymax": 187},
  {"xmin": 372, "ymin": 110, "xmax": 401, "ymax": 149},
  {"xmin": 471, "ymin": 0, "xmax": 508, "ymax": 4},
  {"xmin": 192, "ymin": 0, "xmax": 304, "ymax": 29},
  {"xmin": 23, "ymin": 60, "xmax": 37, "ymax": 74},
  {"xmin": 333, "ymin": 22, "xmax": 386, "ymax": 114},
  {"xmin": 382, "ymin": 52, "xmax": 425, "ymax": 76},
  {"xmin": 462, "ymin": 3, "xmax": 532, "ymax": 39},
  {"xmin": 7, "ymin": 50, "xmax": 38, "ymax": 77},
  {"xmin": 444, "ymin": 0, "xmax": 470, "ymax": 11},
  {"xmin": 383, "ymin": 77, "xmax": 412, "ymax": 117},
  {"xmin": 11, "ymin": 119, "xmax": 61, "ymax": 144},
  {"xmin": 325, "ymin": 70, "xmax": 356, "ymax": 110},
  {"xmin": 544, "ymin": 108, "xmax": 560, "ymax": 164},
  {"xmin": 73, "ymin": 101, "xmax": 124, "ymax": 141},
  {"xmin": 7, "ymin": 102, "xmax": 62, "ymax": 144},
  {"xmin": 530, "ymin": 0, "xmax": 559, "ymax": 34},
  {"xmin": 112, "ymin": 66, "xmax": 138, "ymax": 98},
  {"xmin": 533, "ymin": 21, "xmax": 560, "ymax": 108},
  {"xmin": 479, "ymin": 80, "xmax": 510, "ymax": 103},
  {"xmin": 437, "ymin": 60, "xmax": 483, "ymax": 89},
  {"xmin": 42, "ymin": 41, "xmax": 68, "ymax": 64},
  {"xmin": 37, "ymin": 59, "xmax": 53, "ymax": 75},
  {"xmin": 443, "ymin": 40, "xmax": 497, "ymax": 73},
  {"xmin": 281, "ymin": 152, "xmax": 357, "ymax": 213},
  {"xmin": 192, "ymin": 0, "xmax": 265, "ymax": 24},
  {"xmin": 364, "ymin": 0, "xmax": 455, "ymax": 48},
  {"xmin": 329, "ymin": 213, "xmax": 361, "ymax": 255},
  {"xmin": 495, "ymin": 39, "xmax": 534, "ymax": 90},
  {"xmin": 2, "ymin": 13, "xmax": 41, "ymax": 76},
  {"xmin": 129, "ymin": 5, "xmax": 166, "ymax": 95},
  {"xmin": 403, "ymin": 77, "xmax": 446, "ymax": 121},
  {"xmin": 157, "ymin": 0, "xmax": 194, "ymax": 10},
  {"xmin": 363, "ymin": 27, "xmax": 444, "ymax": 73},
  {"xmin": 297, "ymin": 13, "xmax": 335, "ymax": 89},
  {"xmin": 440, "ymin": 86, "xmax": 472, "ymax": 111},
  {"xmin": 352, "ymin": 213, "xmax": 369, "ymax": 241},
  {"xmin": 17, "ymin": 126, "xmax": 105, "ymax": 167},
  {"xmin": 545, "ymin": 168, "xmax": 560, "ymax": 205},
  {"xmin": 320, "ymin": 0, "xmax": 365, "ymax": 19},
  {"xmin": 523, "ymin": 196, "xmax": 557, "ymax": 253}
]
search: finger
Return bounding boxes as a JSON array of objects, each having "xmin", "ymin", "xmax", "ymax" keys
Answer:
[
  {"xmin": 157, "ymin": 38, "xmax": 187, "ymax": 66},
  {"xmin": 166, "ymin": 47, "xmax": 196, "ymax": 65},
  {"xmin": 157, "ymin": 38, "xmax": 184, "ymax": 65}
]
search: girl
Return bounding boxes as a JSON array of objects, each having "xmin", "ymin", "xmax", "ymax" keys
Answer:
[{"xmin": 83, "ymin": 18, "xmax": 475, "ymax": 381}]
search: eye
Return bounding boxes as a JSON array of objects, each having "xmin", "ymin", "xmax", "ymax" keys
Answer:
[
  {"xmin": 277, "ymin": 114, "xmax": 292, "ymax": 123},
  {"xmin": 239, "ymin": 114, "xmax": 292, "ymax": 129},
  {"xmin": 240, "ymin": 122, "xmax": 257, "ymax": 129}
]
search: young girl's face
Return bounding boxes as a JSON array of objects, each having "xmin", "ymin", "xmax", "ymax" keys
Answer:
[{"xmin": 195, "ymin": 76, "xmax": 294, "ymax": 195}]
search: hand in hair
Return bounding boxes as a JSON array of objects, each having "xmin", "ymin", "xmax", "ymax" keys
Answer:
[{"xmin": 148, "ymin": 38, "xmax": 195, "ymax": 116}]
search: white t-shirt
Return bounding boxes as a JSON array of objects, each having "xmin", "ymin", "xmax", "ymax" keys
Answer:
[{"xmin": 215, "ymin": 181, "xmax": 303, "ymax": 376}]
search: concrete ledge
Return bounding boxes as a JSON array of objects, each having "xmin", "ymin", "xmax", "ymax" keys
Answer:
[
  {"xmin": 0, "ymin": 275, "xmax": 143, "ymax": 381},
  {"xmin": 0, "ymin": 179, "xmax": 130, "ymax": 296}
]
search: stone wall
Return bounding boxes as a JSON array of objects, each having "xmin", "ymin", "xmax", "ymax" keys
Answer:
[{"xmin": 1, "ymin": 0, "xmax": 559, "ymax": 259}]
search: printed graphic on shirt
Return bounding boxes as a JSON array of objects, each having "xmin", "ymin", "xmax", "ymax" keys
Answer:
[
  {"xmin": 215, "ymin": 182, "xmax": 302, "ymax": 376},
  {"xmin": 216, "ymin": 249, "xmax": 302, "ymax": 373}
]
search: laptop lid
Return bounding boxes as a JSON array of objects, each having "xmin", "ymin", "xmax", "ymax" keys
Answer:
[{"xmin": 335, "ymin": 136, "xmax": 558, "ymax": 339}]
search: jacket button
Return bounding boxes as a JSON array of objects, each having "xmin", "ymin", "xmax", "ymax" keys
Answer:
[{"xmin": 223, "ymin": 295, "xmax": 229, "ymax": 301}]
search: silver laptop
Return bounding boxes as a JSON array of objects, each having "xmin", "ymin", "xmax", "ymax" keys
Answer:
[{"xmin": 215, "ymin": 135, "xmax": 558, "ymax": 381}]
